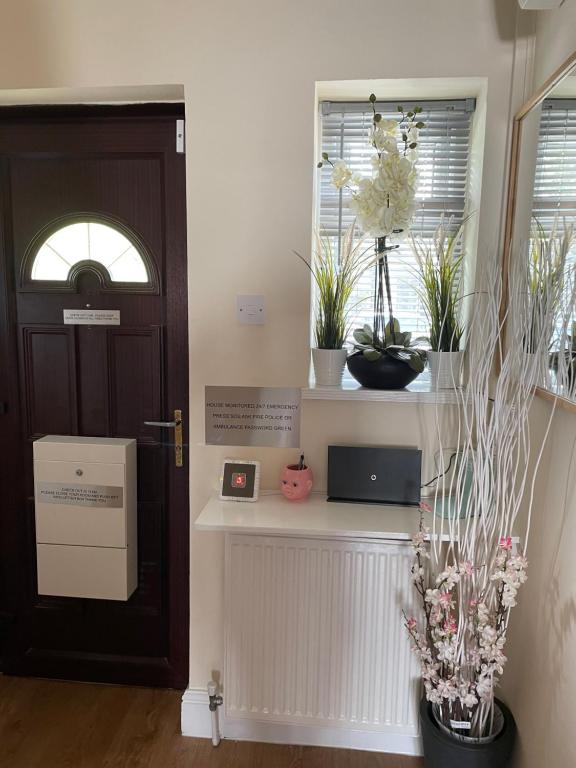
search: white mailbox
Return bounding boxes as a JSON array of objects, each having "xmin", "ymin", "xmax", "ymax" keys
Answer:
[{"xmin": 33, "ymin": 435, "xmax": 137, "ymax": 601}]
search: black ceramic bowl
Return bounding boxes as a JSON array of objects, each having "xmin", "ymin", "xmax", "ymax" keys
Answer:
[{"xmin": 347, "ymin": 351, "xmax": 420, "ymax": 390}]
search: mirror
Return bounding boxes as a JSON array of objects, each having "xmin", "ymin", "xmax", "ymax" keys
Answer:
[{"xmin": 505, "ymin": 51, "xmax": 576, "ymax": 410}]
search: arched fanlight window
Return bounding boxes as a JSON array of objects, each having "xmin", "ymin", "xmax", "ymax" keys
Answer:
[
  {"xmin": 20, "ymin": 214, "xmax": 159, "ymax": 294},
  {"xmin": 30, "ymin": 221, "xmax": 150, "ymax": 284}
]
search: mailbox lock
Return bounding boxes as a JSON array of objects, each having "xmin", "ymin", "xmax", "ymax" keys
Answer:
[{"xmin": 75, "ymin": 469, "xmax": 83, "ymax": 477}]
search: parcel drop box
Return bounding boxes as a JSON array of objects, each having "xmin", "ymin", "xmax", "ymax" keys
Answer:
[{"xmin": 33, "ymin": 436, "xmax": 137, "ymax": 600}]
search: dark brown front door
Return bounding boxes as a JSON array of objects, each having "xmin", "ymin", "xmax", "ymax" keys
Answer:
[{"xmin": 0, "ymin": 105, "xmax": 189, "ymax": 688}]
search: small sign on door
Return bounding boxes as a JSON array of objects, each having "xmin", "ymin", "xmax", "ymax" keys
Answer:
[{"xmin": 63, "ymin": 309, "xmax": 120, "ymax": 325}]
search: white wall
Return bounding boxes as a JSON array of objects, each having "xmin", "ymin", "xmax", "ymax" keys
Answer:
[
  {"xmin": 504, "ymin": 401, "xmax": 576, "ymax": 768},
  {"xmin": 0, "ymin": 0, "xmax": 526, "ymax": 690},
  {"xmin": 533, "ymin": 0, "xmax": 576, "ymax": 90},
  {"xmin": 501, "ymin": 4, "xmax": 576, "ymax": 767}
]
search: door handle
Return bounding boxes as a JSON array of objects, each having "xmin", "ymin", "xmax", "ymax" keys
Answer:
[{"xmin": 144, "ymin": 409, "xmax": 183, "ymax": 467}]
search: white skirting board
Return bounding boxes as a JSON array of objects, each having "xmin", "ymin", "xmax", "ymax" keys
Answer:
[
  {"xmin": 181, "ymin": 688, "xmax": 423, "ymax": 756},
  {"xmin": 181, "ymin": 689, "xmax": 213, "ymax": 740}
]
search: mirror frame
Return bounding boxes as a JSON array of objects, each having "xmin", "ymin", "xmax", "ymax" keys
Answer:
[{"xmin": 503, "ymin": 49, "xmax": 576, "ymax": 414}]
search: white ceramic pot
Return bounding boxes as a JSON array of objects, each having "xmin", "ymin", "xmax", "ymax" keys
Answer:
[
  {"xmin": 428, "ymin": 350, "xmax": 464, "ymax": 390},
  {"xmin": 312, "ymin": 348, "xmax": 347, "ymax": 386}
]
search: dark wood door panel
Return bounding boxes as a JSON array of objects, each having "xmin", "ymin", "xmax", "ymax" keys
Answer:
[
  {"xmin": 0, "ymin": 106, "xmax": 177, "ymax": 154},
  {"xmin": 0, "ymin": 105, "xmax": 188, "ymax": 688},
  {"xmin": 10, "ymin": 155, "xmax": 165, "ymax": 281},
  {"xmin": 20, "ymin": 325, "xmax": 78, "ymax": 438},
  {"xmin": 16, "ymin": 294, "xmax": 163, "ymax": 326},
  {"xmin": 77, "ymin": 326, "xmax": 110, "ymax": 436},
  {"xmin": 108, "ymin": 327, "xmax": 163, "ymax": 439}
]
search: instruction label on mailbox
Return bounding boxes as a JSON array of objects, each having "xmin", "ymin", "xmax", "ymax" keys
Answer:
[{"xmin": 36, "ymin": 482, "xmax": 124, "ymax": 508}]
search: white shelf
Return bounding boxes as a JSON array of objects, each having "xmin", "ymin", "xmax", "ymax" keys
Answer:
[
  {"xmin": 195, "ymin": 492, "xmax": 432, "ymax": 541},
  {"xmin": 303, "ymin": 383, "xmax": 460, "ymax": 403},
  {"xmin": 302, "ymin": 372, "xmax": 461, "ymax": 403}
]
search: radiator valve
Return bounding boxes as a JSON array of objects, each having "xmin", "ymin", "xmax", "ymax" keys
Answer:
[{"xmin": 208, "ymin": 681, "xmax": 223, "ymax": 712}]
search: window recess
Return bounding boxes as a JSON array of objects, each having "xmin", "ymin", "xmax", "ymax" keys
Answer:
[{"xmin": 317, "ymin": 98, "xmax": 476, "ymax": 339}]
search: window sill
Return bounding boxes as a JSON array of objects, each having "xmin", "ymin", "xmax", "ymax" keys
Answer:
[{"xmin": 302, "ymin": 372, "xmax": 460, "ymax": 404}]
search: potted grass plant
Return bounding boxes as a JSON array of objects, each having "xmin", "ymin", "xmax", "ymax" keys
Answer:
[
  {"xmin": 404, "ymin": 251, "xmax": 576, "ymax": 767},
  {"xmin": 411, "ymin": 217, "xmax": 466, "ymax": 389},
  {"xmin": 295, "ymin": 222, "xmax": 372, "ymax": 386},
  {"xmin": 526, "ymin": 217, "xmax": 574, "ymax": 388}
]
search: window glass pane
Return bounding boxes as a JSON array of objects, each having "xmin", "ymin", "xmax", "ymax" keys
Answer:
[
  {"xmin": 318, "ymin": 100, "xmax": 474, "ymax": 339},
  {"xmin": 532, "ymin": 99, "xmax": 576, "ymax": 349},
  {"xmin": 45, "ymin": 222, "xmax": 89, "ymax": 266},
  {"xmin": 86, "ymin": 223, "xmax": 129, "ymax": 267},
  {"xmin": 30, "ymin": 247, "xmax": 70, "ymax": 281},
  {"xmin": 31, "ymin": 221, "xmax": 149, "ymax": 284},
  {"xmin": 108, "ymin": 249, "xmax": 149, "ymax": 283}
]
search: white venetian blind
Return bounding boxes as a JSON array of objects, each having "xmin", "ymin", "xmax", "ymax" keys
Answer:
[
  {"xmin": 533, "ymin": 98, "xmax": 576, "ymax": 221},
  {"xmin": 318, "ymin": 98, "xmax": 475, "ymax": 338},
  {"xmin": 532, "ymin": 98, "xmax": 576, "ymax": 345}
]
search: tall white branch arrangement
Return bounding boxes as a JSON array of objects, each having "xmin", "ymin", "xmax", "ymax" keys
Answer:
[{"xmin": 404, "ymin": 245, "xmax": 576, "ymax": 741}]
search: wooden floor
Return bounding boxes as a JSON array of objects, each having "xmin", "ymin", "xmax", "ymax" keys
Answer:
[{"xmin": 0, "ymin": 676, "xmax": 423, "ymax": 767}]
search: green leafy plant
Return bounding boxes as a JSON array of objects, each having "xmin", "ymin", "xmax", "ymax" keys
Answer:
[
  {"xmin": 352, "ymin": 318, "xmax": 426, "ymax": 372},
  {"xmin": 526, "ymin": 217, "xmax": 574, "ymax": 353},
  {"xmin": 295, "ymin": 223, "xmax": 372, "ymax": 349},
  {"xmin": 410, "ymin": 217, "xmax": 466, "ymax": 352}
]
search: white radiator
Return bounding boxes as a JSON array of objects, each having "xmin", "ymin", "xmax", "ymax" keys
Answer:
[{"xmin": 224, "ymin": 534, "xmax": 421, "ymax": 747}]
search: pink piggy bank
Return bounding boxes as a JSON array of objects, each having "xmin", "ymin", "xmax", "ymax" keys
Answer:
[{"xmin": 280, "ymin": 464, "xmax": 314, "ymax": 502}]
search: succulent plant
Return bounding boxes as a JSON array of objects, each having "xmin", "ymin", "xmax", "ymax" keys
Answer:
[{"xmin": 352, "ymin": 318, "xmax": 426, "ymax": 372}]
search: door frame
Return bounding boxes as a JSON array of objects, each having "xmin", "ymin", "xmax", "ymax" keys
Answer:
[{"xmin": 0, "ymin": 104, "xmax": 189, "ymax": 688}]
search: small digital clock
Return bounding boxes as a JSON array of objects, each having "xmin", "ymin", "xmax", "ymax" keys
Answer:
[{"xmin": 219, "ymin": 459, "xmax": 260, "ymax": 502}]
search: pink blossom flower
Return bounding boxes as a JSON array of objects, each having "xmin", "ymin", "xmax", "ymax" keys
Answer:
[
  {"xmin": 499, "ymin": 537, "xmax": 513, "ymax": 550},
  {"xmin": 460, "ymin": 561, "xmax": 474, "ymax": 577},
  {"xmin": 429, "ymin": 605, "xmax": 441, "ymax": 626},
  {"xmin": 425, "ymin": 588, "xmax": 441, "ymax": 606},
  {"xmin": 444, "ymin": 618, "xmax": 458, "ymax": 634},
  {"xmin": 420, "ymin": 501, "xmax": 432, "ymax": 513},
  {"xmin": 439, "ymin": 591, "xmax": 454, "ymax": 609},
  {"xmin": 406, "ymin": 617, "xmax": 418, "ymax": 631}
]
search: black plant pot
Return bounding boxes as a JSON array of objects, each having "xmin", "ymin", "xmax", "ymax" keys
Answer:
[
  {"xmin": 347, "ymin": 351, "xmax": 420, "ymax": 390},
  {"xmin": 419, "ymin": 698, "xmax": 516, "ymax": 768}
]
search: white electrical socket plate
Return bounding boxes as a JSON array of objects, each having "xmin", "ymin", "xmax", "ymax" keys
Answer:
[{"xmin": 237, "ymin": 295, "xmax": 266, "ymax": 325}]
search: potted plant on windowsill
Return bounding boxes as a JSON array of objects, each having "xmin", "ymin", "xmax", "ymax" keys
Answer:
[
  {"xmin": 403, "ymin": 252, "xmax": 576, "ymax": 767},
  {"xmin": 295, "ymin": 223, "xmax": 372, "ymax": 386},
  {"xmin": 525, "ymin": 217, "xmax": 574, "ymax": 389},
  {"xmin": 411, "ymin": 217, "xmax": 467, "ymax": 389},
  {"xmin": 317, "ymin": 96, "xmax": 426, "ymax": 389},
  {"xmin": 348, "ymin": 318, "xmax": 425, "ymax": 389}
]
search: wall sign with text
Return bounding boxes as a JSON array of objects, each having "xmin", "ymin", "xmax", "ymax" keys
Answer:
[
  {"xmin": 205, "ymin": 386, "xmax": 301, "ymax": 448},
  {"xmin": 63, "ymin": 309, "xmax": 120, "ymax": 325}
]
